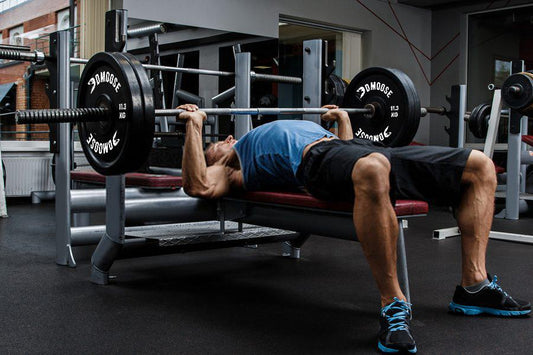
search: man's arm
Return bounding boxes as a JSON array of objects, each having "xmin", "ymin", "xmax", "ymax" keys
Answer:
[
  {"xmin": 178, "ymin": 104, "xmax": 231, "ymax": 199},
  {"xmin": 320, "ymin": 105, "xmax": 354, "ymax": 140}
]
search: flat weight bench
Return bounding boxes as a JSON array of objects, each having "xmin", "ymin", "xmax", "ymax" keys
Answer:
[
  {"xmin": 74, "ymin": 170, "xmax": 428, "ymax": 301},
  {"xmin": 221, "ymin": 191, "xmax": 428, "ymax": 301}
]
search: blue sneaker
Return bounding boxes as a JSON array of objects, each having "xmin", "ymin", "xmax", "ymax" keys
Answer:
[
  {"xmin": 449, "ymin": 275, "xmax": 531, "ymax": 316},
  {"xmin": 378, "ymin": 298, "xmax": 417, "ymax": 353}
]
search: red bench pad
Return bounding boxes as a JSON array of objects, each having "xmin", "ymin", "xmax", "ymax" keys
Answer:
[
  {"xmin": 232, "ymin": 191, "xmax": 428, "ymax": 216},
  {"xmin": 70, "ymin": 170, "xmax": 182, "ymax": 189},
  {"xmin": 522, "ymin": 135, "xmax": 533, "ymax": 146}
]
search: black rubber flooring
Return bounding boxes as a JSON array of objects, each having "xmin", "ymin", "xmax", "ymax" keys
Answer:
[{"xmin": 0, "ymin": 198, "xmax": 531, "ymax": 354}]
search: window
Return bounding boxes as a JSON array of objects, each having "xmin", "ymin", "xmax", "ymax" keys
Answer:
[{"xmin": 467, "ymin": 4, "xmax": 533, "ymax": 143}]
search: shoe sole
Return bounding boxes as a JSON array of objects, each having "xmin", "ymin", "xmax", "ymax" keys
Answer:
[
  {"xmin": 449, "ymin": 302, "xmax": 531, "ymax": 316},
  {"xmin": 378, "ymin": 341, "xmax": 417, "ymax": 353}
]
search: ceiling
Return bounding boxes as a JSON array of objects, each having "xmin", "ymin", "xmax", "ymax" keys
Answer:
[{"xmin": 397, "ymin": 0, "xmax": 494, "ymax": 9}]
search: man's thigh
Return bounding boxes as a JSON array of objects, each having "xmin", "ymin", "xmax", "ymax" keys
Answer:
[{"xmin": 389, "ymin": 146, "xmax": 472, "ymax": 206}]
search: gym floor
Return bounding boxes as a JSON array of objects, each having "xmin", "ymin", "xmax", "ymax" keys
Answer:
[{"xmin": 0, "ymin": 199, "xmax": 531, "ymax": 354}]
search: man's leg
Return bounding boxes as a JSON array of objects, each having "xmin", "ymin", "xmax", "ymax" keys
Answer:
[
  {"xmin": 351, "ymin": 152, "xmax": 405, "ymax": 307},
  {"xmin": 455, "ymin": 150, "xmax": 495, "ymax": 286},
  {"xmin": 451, "ymin": 150, "xmax": 530, "ymax": 316},
  {"xmin": 352, "ymin": 152, "xmax": 417, "ymax": 353}
]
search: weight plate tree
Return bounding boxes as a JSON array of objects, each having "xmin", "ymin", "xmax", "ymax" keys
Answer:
[{"xmin": 343, "ymin": 67, "xmax": 421, "ymax": 147}]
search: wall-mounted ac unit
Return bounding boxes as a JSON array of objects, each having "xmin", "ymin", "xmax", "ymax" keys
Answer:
[
  {"xmin": 57, "ymin": 8, "xmax": 70, "ymax": 31},
  {"xmin": 9, "ymin": 25, "xmax": 24, "ymax": 46}
]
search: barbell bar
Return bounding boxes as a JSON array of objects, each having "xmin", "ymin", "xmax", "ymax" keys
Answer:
[
  {"xmin": 4, "ymin": 52, "xmax": 425, "ymax": 174},
  {"xmin": 2, "ymin": 48, "xmax": 303, "ymax": 84},
  {"xmin": 13, "ymin": 106, "xmax": 373, "ymax": 124},
  {"xmin": 12, "ymin": 102, "xmax": 461, "ymax": 124}
]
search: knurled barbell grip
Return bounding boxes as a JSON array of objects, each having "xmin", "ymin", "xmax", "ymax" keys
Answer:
[{"xmin": 15, "ymin": 107, "xmax": 109, "ymax": 124}]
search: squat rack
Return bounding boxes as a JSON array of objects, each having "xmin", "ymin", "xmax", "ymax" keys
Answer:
[{"xmin": 48, "ymin": 9, "xmax": 327, "ymax": 268}]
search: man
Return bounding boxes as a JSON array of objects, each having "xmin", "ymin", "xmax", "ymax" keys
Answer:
[{"xmin": 177, "ymin": 103, "xmax": 530, "ymax": 354}]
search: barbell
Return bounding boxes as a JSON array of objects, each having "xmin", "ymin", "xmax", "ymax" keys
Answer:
[{"xmin": 3, "ymin": 52, "xmax": 430, "ymax": 175}]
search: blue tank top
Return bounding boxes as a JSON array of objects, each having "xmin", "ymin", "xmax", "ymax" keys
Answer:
[{"xmin": 233, "ymin": 120, "xmax": 337, "ymax": 190}]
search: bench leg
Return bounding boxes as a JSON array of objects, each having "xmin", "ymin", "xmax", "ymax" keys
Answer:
[
  {"xmin": 397, "ymin": 219, "xmax": 411, "ymax": 303},
  {"xmin": 282, "ymin": 233, "xmax": 310, "ymax": 259}
]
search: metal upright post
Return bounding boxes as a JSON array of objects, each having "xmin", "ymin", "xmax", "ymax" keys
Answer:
[
  {"xmin": 520, "ymin": 115, "xmax": 528, "ymax": 193},
  {"xmin": 505, "ymin": 61, "xmax": 525, "ymax": 220},
  {"xmin": 234, "ymin": 52, "xmax": 252, "ymax": 139},
  {"xmin": 90, "ymin": 9, "xmax": 129, "ymax": 284},
  {"xmin": 483, "ymin": 90, "xmax": 503, "ymax": 159},
  {"xmin": 53, "ymin": 30, "xmax": 75, "ymax": 266},
  {"xmin": 457, "ymin": 85, "xmax": 467, "ymax": 148},
  {"xmin": 0, "ymin": 143, "xmax": 6, "ymax": 218},
  {"xmin": 90, "ymin": 175, "xmax": 125, "ymax": 284},
  {"xmin": 302, "ymin": 39, "xmax": 323, "ymax": 124}
]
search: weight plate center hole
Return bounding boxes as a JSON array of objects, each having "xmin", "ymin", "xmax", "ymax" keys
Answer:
[{"xmin": 95, "ymin": 94, "xmax": 113, "ymax": 134}]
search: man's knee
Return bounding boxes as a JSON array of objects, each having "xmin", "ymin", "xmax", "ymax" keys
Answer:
[
  {"xmin": 352, "ymin": 153, "xmax": 391, "ymax": 197},
  {"xmin": 463, "ymin": 150, "xmax": 497, "ymax": 189}
]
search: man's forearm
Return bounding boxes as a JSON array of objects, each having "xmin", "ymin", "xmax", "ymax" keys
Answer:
[
  {"xmin": 337, "ymin": 113, "xmax": 354, "ymax": 140},
  {"xmin": 182, "ymin": 118, "xmax": 210, "ymax": 194}
]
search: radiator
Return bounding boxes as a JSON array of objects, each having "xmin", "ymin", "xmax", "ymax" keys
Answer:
[{"xmin": 3, "ymin": 156, "xmax": 55, "ymax": 197}]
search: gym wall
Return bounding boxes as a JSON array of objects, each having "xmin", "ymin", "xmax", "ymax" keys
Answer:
[{"xmin": 430, "ymin": 1, "xmax": 533, "ymax": 146}]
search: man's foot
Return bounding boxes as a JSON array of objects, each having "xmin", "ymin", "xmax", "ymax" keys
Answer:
[
  {"xmin": 378, "ymin": 298, "xmax": 417, "ymax": 353},
  {"xmin": 449, "ymin": 275, "xmax": 531, "ymax": 316}
]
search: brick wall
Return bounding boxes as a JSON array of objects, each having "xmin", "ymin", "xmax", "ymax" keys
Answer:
[
  {"xmin": 25, "ymin": 13, "xmax": 57, "ymax": 33},
  {"xmin": 30, "ymin": 78, "xmax": 50, "ymax": 140},
  {"xmin": 0, "ymin": 63, "xmax": 28, "ymax": 85},
  {"xmin": 14, "ymin": 78, "xmax": 26, "ymax": 140}
]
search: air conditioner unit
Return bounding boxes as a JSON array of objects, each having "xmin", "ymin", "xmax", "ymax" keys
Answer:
[
  {"xmin": 57, "ymin": 9, "xmax": 70, "ymax": 31},
  {"xmin": 9, "ymin": 25, "xmax": 24, "ymax": 46}
]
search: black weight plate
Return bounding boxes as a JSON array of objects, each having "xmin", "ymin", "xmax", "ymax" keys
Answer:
[
  {"xmin": 119, "ymin": 52, "xmax": 155, "ymax": 171},
  {"xmin": 78, "ymin": 52, "xmax": 144, "ymax": 175},
  {"xmin": 324, "ymin": 74, "xmax": 346, "ymax": 106},
  {"xmin": 469, "ymin": 103, "xmax": 491, "ymax": 139},
  {"xmin": 468, "ymin": 104, "xmax": 483, "ymax": 139},
  {"xmin": 502, "ymin": 72, "xmax": 533, "ymax": 115},
  {"xmin": 343, "ymin": 67, "xmax": 420, "ymax": 147},
  {"xmin": 390, "ymin": 67, "xmax": 421, "ymax": 141}
]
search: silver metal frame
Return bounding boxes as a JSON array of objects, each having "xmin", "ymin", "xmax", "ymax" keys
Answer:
[{"xmin": 302, "ymin": 39, "xmax": 323, "ymax": 124}]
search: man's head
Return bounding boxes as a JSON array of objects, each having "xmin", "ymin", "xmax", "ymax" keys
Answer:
[{"xmin": 205, "ymin": 135, "xmax": 237, "ymax": 165}]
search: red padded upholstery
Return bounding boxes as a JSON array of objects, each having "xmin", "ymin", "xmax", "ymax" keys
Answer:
[
  {"xmin": 70, "ymin": 170, "xmax": 182, "ymax": 189},
  {"xmin": 71, "ymin": 171, "xmax": 427, "ymax": 216},
  {"xmin": 233, "ymin": 191, "xmax": 428, "ymax": 216},
  {"xmin": 522, "ymin": 135, "xmax": 533, "ymax": 146},
  {"xmin": 495, "ymin": 164, "xmax": 505, "ymax": 174}
]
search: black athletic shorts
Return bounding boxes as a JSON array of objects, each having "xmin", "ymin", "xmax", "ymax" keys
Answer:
[{"xmin": 296, "ymin": 138, "xmax": 472, "ymax": 207}]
